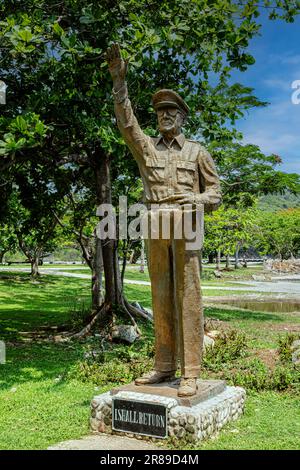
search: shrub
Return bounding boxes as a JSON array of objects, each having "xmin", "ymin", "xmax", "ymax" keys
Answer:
[
  {"xmin": 278, "ymin": 333, "xmax": 300, "ymax": 363},
  {"xmin": 225, "ymin": 358, "xmax": 300, "ymax": 392},
  {"xmin": 203, "ymin": 329, "xmax": 248, "ymax": 371},
  {"xmin": 229, "ymin": 358, "xmax": 269, "ymax": 391}
]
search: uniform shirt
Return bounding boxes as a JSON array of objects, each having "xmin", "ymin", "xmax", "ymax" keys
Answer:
[{"xmin": 113, "ymin": 84, "xmax": 222, "ymax": 211}]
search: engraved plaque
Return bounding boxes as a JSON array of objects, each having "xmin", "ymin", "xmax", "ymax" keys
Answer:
[{"xmin": 112, "ymin": 398, "xmax": 167, "ymax": 438}]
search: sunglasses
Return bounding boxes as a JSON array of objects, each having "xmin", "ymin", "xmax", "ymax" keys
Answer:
[{"xmin": 157, "ymin": 108, "xmax": 179, "ymax": 117}]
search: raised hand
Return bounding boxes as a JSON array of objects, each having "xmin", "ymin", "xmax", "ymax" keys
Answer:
[{"xmin": 105, "ymin": 43, "xmax": 127, "ymax": 83}]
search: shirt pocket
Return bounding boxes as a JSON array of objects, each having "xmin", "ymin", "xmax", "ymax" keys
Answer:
[
  {"xmin": 145, "ymin": 157, "xmax": 166, "ymax": 183},
  {"xmin": 176, "ymin": 160, "xmax": 196, "ymax": 186}
]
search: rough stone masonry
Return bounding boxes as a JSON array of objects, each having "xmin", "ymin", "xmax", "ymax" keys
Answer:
[{"xmin": 90, "ymin": 385, "xmax": 246, "ymax": 443}]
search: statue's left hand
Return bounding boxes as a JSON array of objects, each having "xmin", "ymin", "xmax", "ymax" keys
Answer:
[{"xmin": 160, "ymin": 193, "xmax": 203, "ymax": 206}]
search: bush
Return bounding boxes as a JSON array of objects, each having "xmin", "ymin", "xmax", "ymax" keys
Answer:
[
  {"xmin": 270, "ymin": 365, "xmax": 300, "ymax": 392},
  {"xmin": 68, "ymin": 336, "xmax": 154, "ymax": 385},
  {"xmin": 203, "ymin": 329, "xmax": 248, "ymax": 371},
  {"xmin": 224, "ymin": 358, "xmax": 300, "ymax": 392},
  {"xmin": 229, "ymin": 358, "xmax": 269, "ymax": 391},
  {"xmin": 278, "ymin": 333, "xmax": 300, "ymax": 363}
]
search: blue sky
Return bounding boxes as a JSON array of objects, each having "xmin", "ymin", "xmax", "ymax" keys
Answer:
[{"xmin": 231, "ymin": 13, "xmax": 300, "ymax": 174}]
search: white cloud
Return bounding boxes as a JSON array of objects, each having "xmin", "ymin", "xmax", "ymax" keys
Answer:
[
  {"xmin": 237, "ymin": 99, "xmax": 300, "ymax": 173},
  {"xmin": 263, "ymin": 78, "xmax": 291, "ymax": 92}
]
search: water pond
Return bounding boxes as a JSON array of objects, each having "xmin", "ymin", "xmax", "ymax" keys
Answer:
[{"xmin": 215, "ymin": 299, "xmax": 300, "ymax": 313}]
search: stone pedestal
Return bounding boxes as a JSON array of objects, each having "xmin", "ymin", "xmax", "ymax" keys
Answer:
[{"xmin": 90, "ymin": 380, "xmax": 246, "ymax": 443}]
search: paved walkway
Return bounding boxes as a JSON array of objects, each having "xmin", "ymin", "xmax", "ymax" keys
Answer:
[
  {"xmin": 1, "ymin": 267, "xmax": 300, "ymax": 295},
  {"xmin": 48, "ymin": 434, "xmax": 162, "ymax": 450}
]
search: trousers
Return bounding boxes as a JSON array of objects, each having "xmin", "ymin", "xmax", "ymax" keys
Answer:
[{"xmin": 145, "ymin": 208, "xmax": 204, "ymax": 378}]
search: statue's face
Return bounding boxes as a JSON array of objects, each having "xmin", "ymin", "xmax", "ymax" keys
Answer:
[{"xmin": 157, "ymin": 107, "xmax": 184, "ymax": 136}]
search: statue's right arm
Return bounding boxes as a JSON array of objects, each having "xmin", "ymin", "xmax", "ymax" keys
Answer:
[{"xmin": 106, "ymin": 44, "xmax": 148, "ymax": 162}]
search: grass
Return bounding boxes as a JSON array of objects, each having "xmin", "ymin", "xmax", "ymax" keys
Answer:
[
  {"xmin": 185, "ymin": 391, "xmax": 300, "ymax": 450},
  {"xmin": 0, "ymin": 269, "xmax": 299, "ymax": 449},
  {"xmin": 0, "ymin": 343, "xmax": 96, "ymax": 450}
]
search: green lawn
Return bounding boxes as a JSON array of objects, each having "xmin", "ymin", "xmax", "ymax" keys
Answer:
[
  {"xmin": 188, "ymin": 391, "xmax": 300, "ymax": 450},
  {"xmin": 0, "ymin": 270, "xmax": 299, "ymax": 449}
]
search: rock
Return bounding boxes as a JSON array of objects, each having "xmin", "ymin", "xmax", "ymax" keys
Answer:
[
  {"xmin": 132, "ymin": 301, "xmax": 142, "ymax": 310},
  {"xmin": 178, "ymin": 416, "xmax": 187, "ymax": 426},
  {"xmin": 186, "ymin": 424, "xmax": 196, "ymax": 433},
  {"xmin": 292, "ymin": 350, "xmax": 300, "ymax": 365},
  {"xmin": 252, "ymin": 275, "xmax": 267, "ymax": 281},
  {"xmin": 207, "ymin": 330, "xmax": 220, "ymax": 339},
  {"xmin": 169, "ymin": 418, "xmax": 178, "ymax": 426},
  {"xmin": 213, "ymin": 270, "xmax": 222, "ymax": 278},
  {"xmin": 132, "ymin": 303, "xmax": 153, "ymax": 318},
  {"xmin": 291, "ymin": 340, "xmax": 300, "ymax": 351},
  {"xmin": 176, "ymin": 427, "xmax": 186, "ymax": 439},
  {"xmin": 203, "ymin": 335, "xmax": 215, "ymax": 351},
  {"xmin": 111, "ymin": 325, "xmax": 139, "ymax": 344},
  {"xmin": 187, "ymin": 415, "xmax": 196, "ymax": 425}
]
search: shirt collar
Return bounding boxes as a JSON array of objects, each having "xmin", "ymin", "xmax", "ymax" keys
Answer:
[{"xmin": 156, "ymin": 133, "xmax": 185, "ymax": 149}]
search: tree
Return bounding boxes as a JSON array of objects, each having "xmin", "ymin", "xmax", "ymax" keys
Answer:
[
  {"xmin": 11, "ymin": 193, "xmax": 61, "ymax": 276},
  {"xmin": 209, "ymin": 142, "xmax": 300, "ymax": 207},
  {"xmin": 204, "ymin": 205, "xmax": 257, "ymax": 269},
  {"xmin": 53, "ymin": 191, "xmax": 105, "ymax": 312},
  {"xmin": 1, "ymin": 0, "xmax": 300, "ymax": 329},
  {"xmin": 0, "ymin": 223, "xmax": 17, "ymax": 263},
  {"xmin": 254, "ymin": 208, "xmax": 300, "ymax": 260}
]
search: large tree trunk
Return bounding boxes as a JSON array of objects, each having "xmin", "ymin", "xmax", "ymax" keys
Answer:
[
  {"xmin": 234, "ymin": 243, "xmax": 241, "ymax": 269},
  {"xmin": 17, "ymin": 233, "xmax": 41, "ymax": 277},
  {"xmin": 226, "ymin": 254, "xmax": 230, "ymax": 269},
  {"xmin": 216, "ymin": 248, "xmax": 221, "ymax": 271},
  {"xmin": 140, "ymin": 238, "xmax": 145, "ymax": 274},
  {"xmin": 92, "ymin": 235, "xmax": 104, "ymax": 311},
  {"xmin": 208, "ymin": 252, "xmax": 214, "ymax": 264},
  {"xmin": 0, "ymin": 250, "xmax": 6, "ymax": 264},
  {"xmin": 31, "ymin": 257, "xmax": 40, "ymax": 277},
  {"xmin": 94, "ymin": 152, "xmax": 150, "ymax": 325},
  {"xmin": 96, "ymin": 154, "xmax": 122, "ymax": 311},
  {"xmin": 62, "ymin": 152, "xmax": 152, "ymax": 341}
]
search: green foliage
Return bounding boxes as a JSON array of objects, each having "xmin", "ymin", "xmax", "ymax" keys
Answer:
[
  {"xmin": 0, "ymin": 224, "xmax": 17, "ymax": 259},
  {"xmin": 209, "ymin": 142, "xmax": 300, "ymax": 207},
  {"xmin": 253, "ymin": 208, "xmax": 300, "ymax": 259},
  {"xmin": 232, "ymin": 358, "xmax": 269, "ymax": 391},
  {"xmin": 0, "ymin": 114, "xmax": 48, "ymax": 156},
  {"xmin": 68, "ymin": 337, "xmax": 154, "ymax": 385},
  {"xmin": 203, "ymin": 329, "xmax": 248, "ymax": 370},
  {"xmin": 230, "ymin": 359, "xmax": 300, "ymax": 392},
  {"xmin": 204, "ymin": 205, "xmax": 257, "ymax": 257},
  {"xmin": 258, "ymin": 192, "xmax": 300, "ymax": 212},
  {"xmin": 278, "ymin": 333, "xmax": 300, "ymax": 362}
]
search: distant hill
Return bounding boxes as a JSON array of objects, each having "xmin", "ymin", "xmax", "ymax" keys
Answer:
[{"xmin": 258, "ymin": 192, "xmax": 300, "ymax": 212}]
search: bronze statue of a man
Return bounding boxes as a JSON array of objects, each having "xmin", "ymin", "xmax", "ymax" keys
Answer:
[{"xmin": 106, "ymin": 44, "xmax": 221, "ymax": 397}]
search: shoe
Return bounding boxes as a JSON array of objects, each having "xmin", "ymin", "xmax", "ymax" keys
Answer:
[
  {"xmin": 177, "ymin": 377, "xmax": 198, "ymax": 397},
  {"xmin": 135, "ymin": 370, "xmax": 176, "ymax": 385}
]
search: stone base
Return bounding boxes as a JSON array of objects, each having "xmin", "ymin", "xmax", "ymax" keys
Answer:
[
  {"xmin": 90, "ymin": 380, "xmax": 246, "ymax": 443},
  {"xmin": 111, "ymin": 379, "xmax": 226, "ymax": 407}
]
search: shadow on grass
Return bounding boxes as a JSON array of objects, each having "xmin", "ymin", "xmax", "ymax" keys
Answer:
[
  {"xmin": 0, "ymin": 341, "xmax": 85, "ymax": 391},
  {"xmin": 0, "ymin": 273, "xmax": 91, "ymax": 341},
  {"xmin": 205, "ymin": 306, "xmax": 283, "ymax": 322}
]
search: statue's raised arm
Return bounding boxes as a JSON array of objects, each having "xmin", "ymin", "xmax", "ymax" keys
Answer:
[
  {"xmin": 106, "ymin": 43, "xmax": 127, "ymax": 90},
  {"xmin": 106, "ymin": 43, "xmax": 147, "ymax": 161}
]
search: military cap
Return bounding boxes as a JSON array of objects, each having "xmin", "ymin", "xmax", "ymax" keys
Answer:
[{"xmin": 152, "ymin": 89, "xmax": 190, "ymax": 115}]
